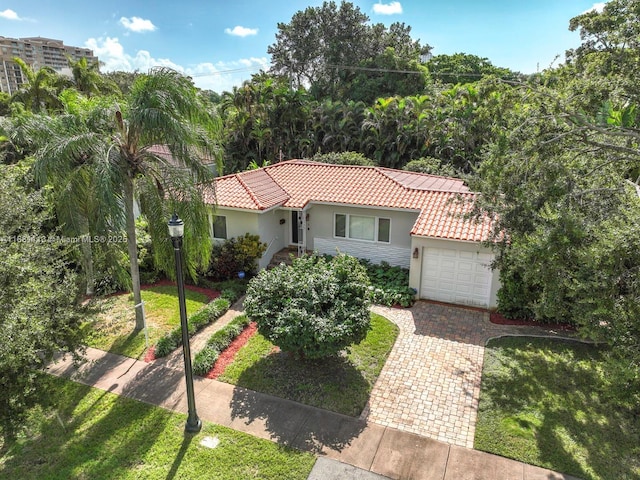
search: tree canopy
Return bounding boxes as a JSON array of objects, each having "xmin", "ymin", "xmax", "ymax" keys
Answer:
[
  {"xmin": 27, "ymin": 68, "xmax": 223, "ymax": 329},
  {"xmin": 268, "ymin": 1, "xmax": 429, "ymax": 100},
  {"xmin": 0, "ymin": 162, "xmax": 85, "ymax": 442},
  {"xmin": 469, "ymin": 0, "xmax": 640, "ymax": 405}
]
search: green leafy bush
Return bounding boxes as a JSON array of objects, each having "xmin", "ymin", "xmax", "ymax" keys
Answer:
[
  {"xmin": 136, "ymin": 216, "xmax": 159, "ymax": 285},
  {"xmin": 192, "ymin": 315, "xmax": 252, "ymax": 376},
  {"xmin": 361, "ymin": 260, "xmax": 416, "ymax": 307},
  {"xmin": 205, "ymin": 234, "xmax": 267, "ymax": 281},
  {"xmin": 310, "ymin": 151, "xmax": 374, "ymax": 166},
  {"xmin": 403, "ymin": 156, "xmax": 458, "ymax": 177},
  {"xmin": 154, "ymin": 297, "xmax": 231, "ymax": 357},
  {"xmin": 196, "ymin": 278, "xmax": 248, "ymax": 304},
  {"xmin": 244, "ymin": 253, "xmax": 371, "ymax": 360}
]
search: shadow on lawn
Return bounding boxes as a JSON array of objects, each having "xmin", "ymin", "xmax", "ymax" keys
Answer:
[
  {"xmin": 479, "ymin": 337, "xmax": 638, "ymax": 480},
  {"xmin": 228, "ymin": 352, "xmax": 368, "ymax": 454},
  {"xmin": 1, "ymin": 375, "xmax": 175, "ymax": 480}
]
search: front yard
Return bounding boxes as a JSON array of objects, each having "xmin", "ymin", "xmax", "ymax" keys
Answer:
[
  {"xmin": 218, "ymin": 313, "xmax": 399, "ymax": 416},
  {"xmin": 83, "ymin": 285, "xmax": 211, "ymax": 358},
  {"xmin": 0, "ymin": 375, "xmax": 315, "ymax": 479},
  {"xmin": 475, "ymin": 336, "xmax": 640, "ymax": 480}
]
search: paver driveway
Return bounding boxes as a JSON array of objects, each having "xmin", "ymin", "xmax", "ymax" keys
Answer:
[{"xmin": 365, "ymin": 301, "xmax": 570, "ymax": 448}]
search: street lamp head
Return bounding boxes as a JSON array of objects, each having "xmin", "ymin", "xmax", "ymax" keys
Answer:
[{"xmin": 168, "ymin": 213, "xmax": 184, "ymax": 239}]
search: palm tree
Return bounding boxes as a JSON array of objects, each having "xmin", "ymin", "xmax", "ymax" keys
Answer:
[
  {"xmin": 10, "ymin": 57, "xmax": 68, "ymax": 113},
  {"xmin": 67, "ymin": 56, "xmax": 118, "ymax": 97},
  {"xmin": 30, "ymin": 68, "xmax": 222, "ymax": 329}
]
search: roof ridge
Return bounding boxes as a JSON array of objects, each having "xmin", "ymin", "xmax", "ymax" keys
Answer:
[{"xmin": 236, "ymin": 173, "xmax": 264, "ymax": 210}]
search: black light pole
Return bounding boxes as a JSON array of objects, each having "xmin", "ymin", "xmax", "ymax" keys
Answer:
[{"xmin": 168, "ymin": 213, "xmax": 202, "ymax": 433}]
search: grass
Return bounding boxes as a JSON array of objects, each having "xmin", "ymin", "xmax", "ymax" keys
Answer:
[
  {"xmin": 219, "ymin": 313, "xmax": 399, "ymax": 416},
  {"xmin": 84, "ymin": 286, "xmax": 209, "ymax": 359},
  {"xmin": 0, "ymin": 374, "xmax": 316, "ymax": 480},
  {"xmin": 475, "ymin": 336, "xmax": 640, "ymax": 480}
]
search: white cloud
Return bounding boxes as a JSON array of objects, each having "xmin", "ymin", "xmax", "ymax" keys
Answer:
[
  {"xmin": 119, "ymin": 16, "xmax": 157, "ymax": 33},
  {"xmin": 582, "ymin": 2, "xmax": 607, "ymax": 14},
  {"xmin": 85, "ymin": 36, "xmax": 268, "ymax": 92},
  {"xmin": 373, "ymin": 1, "xmax": 403, "ymax": 15},
  {"xmin": 0, "ymin": 9, "xmax": 21, "ymax": 20},
  {"xmin": 187, "ymin": 57, "xmax": 269, "ymax": 92},
  {"xmin": 224, "ymin": 26, "xmax": 258, "ymax": 37}
]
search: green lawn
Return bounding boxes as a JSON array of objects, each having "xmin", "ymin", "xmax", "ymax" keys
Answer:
[
  {"xmin": 219, "ymin": 313, "xmax": 399, "ymax": 416},
  {"xmin": 84, "ymin": 286, "xmax": 209, "ymax": 359},
  {"xmin": 0, "ymin": 375, "xmax": 315, "ymax": 480},
  {"xmin": 475, "ymin": 336, "xmax": 640, "ymax": 480}
]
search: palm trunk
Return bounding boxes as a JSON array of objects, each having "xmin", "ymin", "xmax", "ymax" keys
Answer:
[
  {"xmin": 124, "ymin": 175, "xmax": 144, "ymax": 330},
  {"xmin": 80, "ymin": 237, "xmax": 95, "ymax": 296}
]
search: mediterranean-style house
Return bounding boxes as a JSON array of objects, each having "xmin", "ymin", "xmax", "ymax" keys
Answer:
[{"xmin": 207, "ymin": 160, "xmax": 500, "ymax": 309}]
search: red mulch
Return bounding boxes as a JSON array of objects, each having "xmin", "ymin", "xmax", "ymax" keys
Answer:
[
  {"xmin": 205, "ymin": 322, "xmax": 258, "ymax": 379},
  {"xmin": 143, "ymin": 279, "xmax": 221, "ymax": 301},
  {"xmin": 97, "ymin": 278, "xmax": 221, "ymax": 302},
  {"xmin": 143, "ymin": 345, "xmax": 156, "ymax": 363},
  {"xmin": 490, "ymin": 312, "xmax": 576, "ymax": 331}
]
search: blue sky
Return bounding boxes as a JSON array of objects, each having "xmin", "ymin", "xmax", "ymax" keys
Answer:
[{"xmin": 0, "ymin": 0, "xmax": 607, "ymax": 92}]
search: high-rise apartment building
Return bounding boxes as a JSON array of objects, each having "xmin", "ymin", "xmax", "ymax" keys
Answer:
[{"xmin": 0, "ymin": 36, "xmax": 98, "ymax": 94}]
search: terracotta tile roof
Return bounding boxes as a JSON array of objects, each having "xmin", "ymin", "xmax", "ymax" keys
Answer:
[
  {"xmin": 147, "ymin": 144, "xmax": 216, "ymax": 166},
  {"xmin": 212, "ymin": 160, "xmax": 492, "ymax": 242}
]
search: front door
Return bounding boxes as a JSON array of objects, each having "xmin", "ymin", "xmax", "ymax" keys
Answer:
[
  {"xmin": 291, "ymin": 210, "xmax": 305, "ymax": 256},
  {"xmin": 291, "ymin": 211, "xmax": 299, "ymax": 244}
]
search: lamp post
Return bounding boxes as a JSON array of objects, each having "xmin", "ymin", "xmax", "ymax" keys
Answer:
[{"xmin": 168, "ymin": 213, "xmax": 202, "ymax": 433}]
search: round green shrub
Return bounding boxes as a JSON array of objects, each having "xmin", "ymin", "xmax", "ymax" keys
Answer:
[{"xmin": 244, "ymin": 253, "xmax": 371, "ymax": 360}]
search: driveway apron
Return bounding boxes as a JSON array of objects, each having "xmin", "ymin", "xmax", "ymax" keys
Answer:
[{"xmin": 366, "ymin": 301, "xmax": 570, "ymax": 449}]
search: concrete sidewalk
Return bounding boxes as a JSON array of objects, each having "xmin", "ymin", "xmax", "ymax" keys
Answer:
[{"xmin": 46, "ymin": 347, "xmax": 578, "ymax": 480}]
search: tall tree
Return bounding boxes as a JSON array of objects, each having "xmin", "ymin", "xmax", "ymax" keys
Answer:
[
  {"xmin": 30, "ymin": 68, "xmax": 222, "ymax": 330},
  {"xmin": 470, "ymin": 0, "xmax": 640, "ymax": 405},
  {"xmin": 10, "ymin": 58, "xmax": 68, "ymax": 113},
  {"xmin": 268, "ymin": 1, "xmax": 428, "ymax": 100},
  {"xmin": 0, "ymin": 161, "xmax": 85, "ymax": 443},
  {"xmin": 66, "ymin": 56, "xmax": 119, "ymax": 97},
  {"xmin": 427, "ymin": 53, "xmax": 523, "ymax": 85}
]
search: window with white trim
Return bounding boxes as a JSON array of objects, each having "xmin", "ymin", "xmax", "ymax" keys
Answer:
[
  {"xmin": 212, "ymin": 215, "xmax": 227, "ymax": 240},
  {"xmin": 334, "ymin": 213, "xmax": 391, "ymax": 243}
]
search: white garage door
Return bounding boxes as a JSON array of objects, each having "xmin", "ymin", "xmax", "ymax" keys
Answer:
[{"xmin": 420, "ymin": 247, "xmax": 493, "ymax": 307}]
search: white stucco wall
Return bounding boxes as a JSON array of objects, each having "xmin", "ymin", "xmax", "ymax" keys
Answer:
[
  {"xmin": 306, "ymin": 204, "xmax": 419, "ymax": 267},
  {"xmin": 211, "ymin": 207, "xmax": 287, "ymax": 269},
  {"xmin": 256, "ymin": 209, "xmax": 288, "ymax": 269},
  {"xmin": 409, "ymin": 236, "xmax": 501, "ymax": 309}
]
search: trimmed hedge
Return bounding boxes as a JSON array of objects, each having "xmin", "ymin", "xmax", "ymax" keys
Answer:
[
  {"xmin": 154, "ymin": 297, "xmax": 231, "ymax": 358},
  {"xmin": 192, "ymin": 314, "xmax": 252, "ymax": 376}
]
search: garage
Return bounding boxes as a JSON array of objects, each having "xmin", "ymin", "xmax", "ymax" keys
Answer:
[{"xmin": 420, "ymin": 246, "xmax": 494, "ymax": 307}]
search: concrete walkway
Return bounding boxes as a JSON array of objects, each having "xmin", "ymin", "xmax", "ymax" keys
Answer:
[
  {"xmin": 46, "ymin": 343, "xmax": 578, "ymax": 480},
  {"xmin": 153, "ymin": 298, "xmax": 245, "ymax": 370}
]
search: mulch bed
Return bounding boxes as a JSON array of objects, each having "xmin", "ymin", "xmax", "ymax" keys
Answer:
[
  {"xmin": 490, "ymin": 312, "xmax": 576, "ymax": 331},
  {"xmin": 205, "ymin": 322, "xmax": 258, "ymax": 380},
  {"xmin": 143, "ymin": 346, "xmax": 156, "ymax": 363},
  {"xmin": 97, "ymin": 278, "xmax": 221, "ymax": 302}
]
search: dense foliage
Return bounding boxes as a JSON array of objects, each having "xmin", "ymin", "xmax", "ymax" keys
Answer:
[
  {"xmin": 469, "ymin": 0, "xmax": 640, "ymax": 404},
  {"xmin": 0, "ymin": 162, "xmax": 85, "ymax": 442},
  {"xmin": 244, "ymin": 254, "xmax": 371, "ymax": 360},
  {"xmin": 204, "ymin": 233, "xmax": 267, "ymax": 281},
  {"xmin": 219, "ymin": 77, "xmax": 513, "ymax": 173},
  {"xmin": 268, "ymin": 1, "xmax": 429, "ymax": 102},
  {"xmin": 361, "ymin": 260, "xmax": 416, "ymax": 308},
  {"xmin": 25, "ymin": 68, "xmax": 222, "ymax": 329}
]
